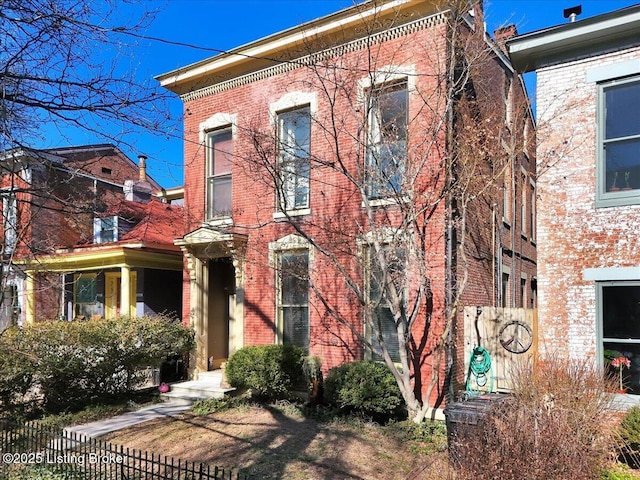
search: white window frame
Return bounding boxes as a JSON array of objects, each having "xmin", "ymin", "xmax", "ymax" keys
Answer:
[
  {"xmin": 358, "ymin": 66, "xmax": 414, "ymax": 201},
  {"xmin": 1, "ymin": 190, "xmax": 17, "ymax": 254},
  {"xmin": 205, "ymin": 127, "xmax": 233, "ymax": 221},
  {"xmin": 269, "ymin": 234, "xmax": 311, "ymax": 350},
  {"xmin": 200, "ymin": 113, "xmax": 237, "ymax": 225},
  {"xmin": 276, "ymin": 106, "xmax": 311, "ymax": 212},
  {"xmin": 93, "ymin": 215, "xmax": 118, "ymax": 244},
  {"xmin": 363, "ymin": 242, "xmax": 406, "ymax": 363}
]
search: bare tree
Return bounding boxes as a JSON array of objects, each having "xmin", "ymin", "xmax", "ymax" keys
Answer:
[
  {"xmin": 0, "ymin": 0, "xmax": 176, "ymax": 329},
  {"xmin": 0, "ymin": 0, "xmax": 171, "ymax": 152},
  {"xmin": 225, "ymin": 1, "xmax": 533, "ymax": 422}
]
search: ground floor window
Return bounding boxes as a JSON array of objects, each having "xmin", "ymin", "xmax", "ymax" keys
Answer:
[
  {"xmin": 366, "ymin": 246, "xmax": 404, "ymax": 363},
  {"xmin": 599, "ymin": 282, "xmax": 640, "ymax": 394},
  {"xmin": 74, "ymin": 273, "xmax": 98, "ymax": 320},
  {"xmin": 277, "ymin": 250, "xmax": 309, "ymax": 351}
]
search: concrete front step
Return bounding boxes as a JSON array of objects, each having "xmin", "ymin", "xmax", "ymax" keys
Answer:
[{"xmin": 160, "ymin": 370, "xmax": 235, "ymax": 405}]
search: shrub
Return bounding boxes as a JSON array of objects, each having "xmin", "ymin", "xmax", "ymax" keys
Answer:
[
  {"xmin": 324, "ymin": 360, "xmax": 404, "ymax": 421},
  {"xmin": 0, "ymin": 315, "xmax": 194, "ymax": 415},
  {"xmin": 225, "ymin": 344, "xmax": 305, "ymax": 401},
  {"xmin": 619, "ymin": 406, "xmax": 640, "ymax": 468},
  {"xmin": 453, "ymin": 357, "xmax": 618, "ymax": 480}
]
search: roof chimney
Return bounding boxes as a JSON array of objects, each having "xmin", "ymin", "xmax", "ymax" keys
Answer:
[
  {"xmin": 138, "ymin": 154, "xmax": 147, "ymax": 182},
  {"xmin": 494, "ymin": 24, "xmax": 518, "ymax": 41},
  {"xmin": 563, "ymin": 5, "xmax": 582, "ymax": 23}
]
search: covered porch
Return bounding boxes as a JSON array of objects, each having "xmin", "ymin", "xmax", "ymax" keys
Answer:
[{"xmin": 20, "ymin": 244, "xmax": 183, "ymax": 323}]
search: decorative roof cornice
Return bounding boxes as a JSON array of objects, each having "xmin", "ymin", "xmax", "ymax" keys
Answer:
[{"xmin": 180, "ymin": 12, "xmax": 447, "ymax": 102}]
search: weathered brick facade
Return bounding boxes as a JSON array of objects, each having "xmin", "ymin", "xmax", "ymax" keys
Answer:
[{"xmin": 509, "ymin": 5, "xmax": 640, "ymax": 385}]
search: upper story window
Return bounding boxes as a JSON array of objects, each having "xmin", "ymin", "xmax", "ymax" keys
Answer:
[
  {"xmin": 206, "ymin": 128, "xmax": 233, "ymax": 220},
  {"xmin": 94, "ymin": 216, "xmax": 118, "ymax": 244},
  {"xmin": 2, "ymin": 191, "xmax": 17, "ymax": 254},
  {"xmin": 598, "ymin": 76, "xmax": 640, "ymax": 207},
  {"xmin": 277, "ymin": 107, "xmax": 310, "ymax": 211},
  {"xmin": 366, "ymin": 81, "xmax": 408, "ymax": 199}
]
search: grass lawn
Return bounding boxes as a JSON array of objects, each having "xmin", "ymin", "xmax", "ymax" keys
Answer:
[{"xmin": 102, "ymin": 400, "xmax": 451, "ymax": 480}]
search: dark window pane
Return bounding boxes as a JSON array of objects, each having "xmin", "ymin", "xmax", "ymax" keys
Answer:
[
  {"xmin": 367, "ymin": 82, "xmax": 408, "ymax": 198},
  {"xmin": 279, "ymin": 251, "xmax": 309, "ymax": 351},
  {"xmin": 604, "ymin": 138, "xmax": 640, "ymax": 192},
  {"xmin": 604, "ymin": 342, "xmax": 640, "ymax": 394},
  {"xmin": 368, "ymin": 246, "xmax": 405, "ymax": 363},
  {"xmin": 278, "ymin": 108, "xmax": 311, "ymax": 210},
  {"xmin": 283, "ymin": 306, "xmax": 309, "ymax": 351},
  {"xmin": 602, "ymin": 285, "xmax": 640, "ymax": 339},
  {"xmin": 76, "ymin": 277, "xmax": 97, "ymax": 304},
  {"xmin": 371, "ymin": 306, "xmax": 400, "ymax": 362},
  {"xmin": 605, "ymin": 81, "xmax": 640, "ymax": 140}
]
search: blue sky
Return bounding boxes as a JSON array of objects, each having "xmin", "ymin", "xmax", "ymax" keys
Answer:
[{"xmin": 49, "ymin": 0, "xmax": 640, "ymax": 188}]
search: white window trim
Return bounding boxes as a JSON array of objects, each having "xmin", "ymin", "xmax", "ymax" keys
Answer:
[
  {"xmin": 271, "ymin": 97, "xmax": 314, "ymax": 214},
  {"xmin": 93, "ymin": 215, "xmax": 118, "ymax": 244},
  {"xmin": 357, "ymin": 64, "xmax": 416, "ymax": 102},
  {"xmin": 199, "ymin": 113, "xmax": 237, "ymax": 143},
  {"xmin": 272, "ymin": 208, "xmax": 311, "ymax": 220},
  {"xmin": 361, "ymin": 240, "xmax": 405, "ymax": 363},
  {"xmin": 203, "ymin": 122, "xmax": 234, "ymax": 222},
  {"xmin": 359, "ymin": 68, "xmax": 412, "ymax": 201},
  {"xmin": 269, "ymin": 91, "xmax": 317, "ymax": 124},
  {"xmin": 1, "ymin": 190, "xmax": 17, "ymax": 254}
]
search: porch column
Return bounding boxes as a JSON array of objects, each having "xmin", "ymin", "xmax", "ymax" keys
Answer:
[
  {"xmin": 230, "ymin": 256, "xmax": 245, "ymax": 356},
  {"xmin": 186, "ymin": 252, "xmax": 208, "ymax": 374},
  {"xmin": 120, "ymin": 265, "xmax": 131, "ymax": 317},
  {"xmin": 25, "ymin": 271, "xmax": 35, "ymax": 324}
]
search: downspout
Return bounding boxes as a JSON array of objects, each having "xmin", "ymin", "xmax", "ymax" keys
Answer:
[{"xmin": 444, "ymin": 7, "xmax": 457, "ymax": 403}]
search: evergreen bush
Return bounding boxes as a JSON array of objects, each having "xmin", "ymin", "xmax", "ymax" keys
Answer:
[
  {"xmin": 0, "ymin": 315, "xmax": 194, "ymax": 415},
  {"xmin": 225, "ymin": 344, "xmax": 305, "ymax": 401},
  {"xmin": 324, "ymin": 360, "xmax": 404, "ymax": 421},
  {"xmin": 619, "ymin": 406, "xmax": 640, "ymax": 468}
]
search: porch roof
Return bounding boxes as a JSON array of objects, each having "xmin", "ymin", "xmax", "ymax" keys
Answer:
[{"xmin": 18, "ymin": 243, "xmax": 183, "ymax": 273}]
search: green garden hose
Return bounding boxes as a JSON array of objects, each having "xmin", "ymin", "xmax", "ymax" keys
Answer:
[{"xmin": 466, "ymin": 346, "xmax": 493, "ymax": 393}]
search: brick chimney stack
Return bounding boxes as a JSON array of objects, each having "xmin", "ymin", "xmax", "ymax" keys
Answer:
[
  {"xmin": 494, "ymin": 24, "xmax": 518, "ymax": 53},
  {"xmin": 138, "ymin": 154, "xmax": 147, "ymax": 182}
]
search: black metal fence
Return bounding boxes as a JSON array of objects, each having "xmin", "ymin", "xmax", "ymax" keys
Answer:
[{"xmin": 0, "ymin": 421, "xmax": 251, "ymax": 480}]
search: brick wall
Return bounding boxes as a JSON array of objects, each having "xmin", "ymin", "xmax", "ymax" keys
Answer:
[
  {"xmin": 536, "ymin": 45, "xmax": 640, "ymax": 360},
  {"xmin": 179, "ymin": 10, "xmax": 535, "ymax": 406}
]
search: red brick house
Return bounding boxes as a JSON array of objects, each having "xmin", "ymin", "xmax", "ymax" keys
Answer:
[
  {"xmin": 0, "ymin": 144, "xmax": 184, "ymax": 330},
  {"xmin": 158, "ymin": 0, "xmax": 535, "ymax": 414},
  {"xmin": 509, "ymin": 5, "xmax": 640, "ymax": 395}
]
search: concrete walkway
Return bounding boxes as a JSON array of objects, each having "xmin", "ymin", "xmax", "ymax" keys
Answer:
[
  {"xmin": 64, "ymin": 402, "xmax": 192, "ymax": 439},
  {"xmin": 63, "ymin": 370, "xmax": 233, "ymax": 440}
]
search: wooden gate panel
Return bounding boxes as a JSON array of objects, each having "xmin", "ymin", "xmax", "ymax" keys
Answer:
[{"xmin": 463, "ymin": 307, "xmax": 536, "ymax": 392}]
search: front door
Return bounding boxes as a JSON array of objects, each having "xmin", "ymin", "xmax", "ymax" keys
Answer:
[{"xmin": 207, "ymin": 258, "xmax": 235, "ymax": 370}]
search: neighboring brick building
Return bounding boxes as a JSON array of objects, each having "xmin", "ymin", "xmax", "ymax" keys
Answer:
[
  {"xmin": 509, "ymin": 5, "xmax": 640, "ymax": 393},
  {"xmin": 0, "ymin": 144, "xmax": 184, "ymax": 330},
  {"xmin": 158, "ymin": 0, "xmax": 535, "ymax": 411}
]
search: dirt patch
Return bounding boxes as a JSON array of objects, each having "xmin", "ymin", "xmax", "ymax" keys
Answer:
[{"xmin": 103, "ymin": 404, "xmax": 451, "ymax": 480}]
